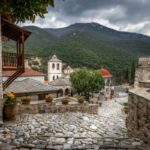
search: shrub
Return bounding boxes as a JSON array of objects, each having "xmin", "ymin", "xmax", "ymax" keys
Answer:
[
  {"xmin": 45, "ymin": 95, "xmax": 53, "ymax": 103},
  {"xmin": 62, "ymin": 98, "xmax": 70, "ymax": 105},
  {"xmin": 77, "ymin": 96, "xmax": 84, "ymax": 104}
]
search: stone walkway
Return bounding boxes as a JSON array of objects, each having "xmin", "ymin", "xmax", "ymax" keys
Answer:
[{"xmin": 0, "ymin": 98, "xmax": 145, "ymax": 150}]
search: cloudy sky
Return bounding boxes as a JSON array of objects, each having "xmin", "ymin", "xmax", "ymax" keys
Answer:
[{"xmin": 22, "ymin": 0, "xmax": 150, "ymax": 36}]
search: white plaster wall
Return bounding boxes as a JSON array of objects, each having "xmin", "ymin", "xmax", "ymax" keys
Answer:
[
  {"xmin": 64, "ymin": 68, "xmax": 74, "ymax": 75},
  {"xmin": 48, "ymin": 61, "xmax": 62, "ymax": 82}
]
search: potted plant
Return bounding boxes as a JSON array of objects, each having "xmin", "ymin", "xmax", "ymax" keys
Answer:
[
  {"xmin": 21, "ymin": 97, "xmax": 31, "ymax": 105},
  {"xmin": 77, "ymin": 96, "xmax": 84, "ymax": 104},
  {"xmin": 62, "ymin": 98, "xmax": 70, "ymax": 105},
  {"xmin": 3, "ymin": 92, "xmax": 17, "ymax": 120},
  {"xmin": 45, "ymin": 95, "xmax": 53, "ymax": 103}
]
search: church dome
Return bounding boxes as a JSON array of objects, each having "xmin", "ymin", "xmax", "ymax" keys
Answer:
[{"xmin": 100, "ymin": 67, "xmax": 112, "ymax": 78}]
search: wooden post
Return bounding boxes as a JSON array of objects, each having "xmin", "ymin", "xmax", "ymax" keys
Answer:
[{"xmin": 0, "ymin": 14, "xmax": 3, "ymax": 125}]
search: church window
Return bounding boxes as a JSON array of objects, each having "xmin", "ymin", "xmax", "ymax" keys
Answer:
[
  {"xmin": 52, "ymin": 63, "xmax": 55, "ymax": 69},
  {"xmin": 57, "ymin": 63, "xmax": 60, "ymax": 70}
]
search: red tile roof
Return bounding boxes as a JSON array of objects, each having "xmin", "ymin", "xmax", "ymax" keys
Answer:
[
  {"xmin": 99, "ymin": 67, "xmax": 112, "ymax": 78},
  {"xmin": 3, "ymin": 68, "xmax": 45, "ymax": 77}
]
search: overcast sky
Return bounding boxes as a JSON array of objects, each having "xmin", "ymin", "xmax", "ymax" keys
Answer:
[{"xmin": 22, "ymin": 0, "xmax": 150, "ymax": 36}]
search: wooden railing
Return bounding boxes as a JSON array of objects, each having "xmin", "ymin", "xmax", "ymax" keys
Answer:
[{"xmin": 2, "ymin": 51, "xmax": 17, "ymax": 69}]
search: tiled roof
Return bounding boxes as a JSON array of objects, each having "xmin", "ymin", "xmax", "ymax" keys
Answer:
[
  {"xmin": 4, "ymin": 79, "xmax": 59, "ymax": 94},
  {"xmin": 3, "ymin": 68, "xmax": 45, "ymax": 77},
  {"xmin": 49, "ymin": 55, "xmax": 62, "ymax": 62},
  {"xmin": 99, "ymin": 67, "xmax": 112, "ymax": 78},
  {"xmin": 50, "ymin": 77, "xmax": 71, "ymax": 86}
]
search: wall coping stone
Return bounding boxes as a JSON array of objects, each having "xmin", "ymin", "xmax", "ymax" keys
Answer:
[{"xmin": 129, "ymin": 88, "xmax": 150, "ymax": 101}]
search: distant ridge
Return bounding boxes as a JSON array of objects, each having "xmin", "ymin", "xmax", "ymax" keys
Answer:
[{"xmin": 3, "ymin": 22, "xmax": 150, "ymax": 83}]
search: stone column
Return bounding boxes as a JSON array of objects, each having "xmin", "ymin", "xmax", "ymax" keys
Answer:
[{"xmin": 0, "ymin": 14, "xmax": 3, "ymax": 125}]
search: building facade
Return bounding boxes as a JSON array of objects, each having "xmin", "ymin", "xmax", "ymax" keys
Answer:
[
  {"xmin": 99, "ymin": 67, "xmax": 112, "ymax": 99},
  {"xmin": 134, "ymin": 57, "xmax": 150, "ymax": 88},
  {"xmin": 64, "ymin": 65, "xmax": 74, "ymax": 78},
  {"xmin": 48, "ymin": 55, "xmax": 74, "ymax": 83},
  {"xmin": 48, "ymin": 55, "xmax": 63, "ymax": 82},
  {"xmin": 3, "ymin": 68, "xmax": 45, "ymax": 83},
  {"xmin": 127, "ymin": 57, "xmax": 150, "ymax": 144}
]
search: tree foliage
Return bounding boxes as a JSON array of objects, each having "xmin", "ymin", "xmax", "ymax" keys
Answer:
[
  {"xmin": 70, "ymin": 69, "xmax": 105, "ymax": 101},
  {"xmin": 130, "ymin": 61, "xmax": 136, "ymax": 85},
  {"xmin": 0, "ymin": 0, "xmax": 54, "ymax": 22}
]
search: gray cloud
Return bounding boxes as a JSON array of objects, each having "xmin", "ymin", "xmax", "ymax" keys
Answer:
[{"xmin": 22, "ymin": 0, "xmax": 150, "ymax": 35}]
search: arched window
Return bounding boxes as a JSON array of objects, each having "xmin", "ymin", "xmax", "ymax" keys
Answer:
[
  {"xmin": 57, "ymin": 63, "xmax": 60, "ymax": 70},
  {"xmin": 57, "ymin": 75, "xmax": 59, "ymax": 79},
  {"xmin": 53, "ymin": 76, "xmax": 55, "ymax": 80},
  {"xmin": 52, "ymin": 63, "xmax": 55, "ymax": 69}
]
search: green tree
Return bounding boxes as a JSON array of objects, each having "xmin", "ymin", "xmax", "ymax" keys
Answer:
[
  {"xmin": 130, "ymin": 61, "xmax": 136, "ymax": 85},
  {"xmin": 0, "ymin": 0, "xmax": 54, "ymax": 22},
  {"xmin": 124, "ymin": 68, "xmax": 130, "ymax": 83},
  {"xmin": 70, "ymin": 69, "xmax": 105, "ymax": 101}
]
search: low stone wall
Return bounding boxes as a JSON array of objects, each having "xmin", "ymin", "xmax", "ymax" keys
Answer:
[
  {"xmin": 127, "ymin": 90, "xmax": 150, "ymax": 144},
  {"xmin": 17, "ymin": 103, "xmax": 99, "ymax": 115}
]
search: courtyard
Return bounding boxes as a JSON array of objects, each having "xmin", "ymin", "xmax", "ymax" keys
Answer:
[{"xmin": 0, "ymin": 97, "xmax": 144, "ymax": 150}]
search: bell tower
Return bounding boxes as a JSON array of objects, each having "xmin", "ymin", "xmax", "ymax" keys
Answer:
[{"xmin": 48, "ymin": 55, "xmax": 62, "ymax": 82}]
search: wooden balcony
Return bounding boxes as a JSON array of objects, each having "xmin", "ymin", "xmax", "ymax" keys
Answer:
[
  {"xmin": 2, "ymin": 52, "xmax": 18, "ymax": 70},
  {"xmin": 1, "ymin": 18, "xmax": 31, "ymax": 89}
]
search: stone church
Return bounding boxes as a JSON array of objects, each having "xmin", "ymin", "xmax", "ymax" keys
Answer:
[
  {"xmin": 48, "ymin": 55, "xmax": 74, "ymax": 96},
  {"xmin": 48, "ymin": 55, "xmax": 74, "ymax": 83}
]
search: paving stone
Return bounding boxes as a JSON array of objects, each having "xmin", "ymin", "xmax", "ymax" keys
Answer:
[{"xmin": 0, "ymin": 98, "xmax": 144, "ymax": 149}]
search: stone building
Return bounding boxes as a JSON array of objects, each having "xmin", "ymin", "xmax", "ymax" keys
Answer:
[
  {"xmin": 48, "ymin": 55, "xmax": 63, "ymax": 82},
  {"xmin": 4, "ymin": 79, "xmax": 60, "ymax": 101},
  {"xmin": 134, "ymin": 57, "xmax": 150, "ymax": 88},
  {"xmin": 48, "ymin": 55, "xmax": 74, "ymax": 83},
  {"xmin": 3, "ymin": 68, "xmax": 45, "ymax": 83},
  {"xmin": 99, "ymin": 67, "xmax": 112, "ymax": 99},
  {"xmin": 49, "ymin": 77, "xmax": 71, "ymax": 96},
  {"xmin": 0, "ymin": 17, "xmax": 31, "ymax": 124},
  {"xmin": 64, "ymin": 65, "xmax": 74, "ymax": 78},
  {"xmin": 0, "ymin": 18, "xmax": 2, "ymax": 125},
  {"xmin": 127, "ymin": 57, "xmax": 150, "ymax": 144}
]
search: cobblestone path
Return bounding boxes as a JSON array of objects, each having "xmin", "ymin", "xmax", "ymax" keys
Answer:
[{"xmin": 0, "ymin": 98, "xmax": 146, "ymax": 150}]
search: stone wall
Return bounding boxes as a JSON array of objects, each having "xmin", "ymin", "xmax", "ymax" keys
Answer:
[
  {"xmin": 127, "ymin": 90, "xmax": 150, "ymax": 144},
  {"xmin": 17, "ymin": 103, "xmax": 99, "ymax": 115},
  {"xmin": 134, "ymin": 68, "xmax": 150, "ymax": 88},
  {"xmin": 139, "ymin": 81, "xmax": 150, "ymax": 88},
  {"xmin": 0, "ymin": 15, "xmax": 3, "ymax": 125}
]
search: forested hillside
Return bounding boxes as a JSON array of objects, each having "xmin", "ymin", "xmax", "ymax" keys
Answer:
[{"xmin": 3, "ymin": 22, "xmax": 150, "ymax": 84}]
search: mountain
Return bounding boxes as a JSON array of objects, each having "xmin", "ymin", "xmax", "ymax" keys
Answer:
[{"xmin": 3, "ymin": 22, "xmax": 150, "ymax": 83}]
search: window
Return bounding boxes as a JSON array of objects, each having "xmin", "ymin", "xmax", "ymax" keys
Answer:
[
  {"xmin": 53, "ymin": 76, "xmax": 55, "ymax": 80},
  {"xmin": 57, "ymin": 76, "xmax": 59, "ymax": 79},
  {"xmin": 57, "ymin": 63, "xmax": 60, "ymax": 70},
  {"xmin": 52, "ymin": 63, "xmax": 55, "ymax": 69}
]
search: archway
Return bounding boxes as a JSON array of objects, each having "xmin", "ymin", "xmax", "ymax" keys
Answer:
[
  {"xmin": 65, "ymin": 88, "xmax": 70, "ymax": 96},
  {"xmin": 57, "ymin": 89, "xmax": 63, "ymax": 97}
]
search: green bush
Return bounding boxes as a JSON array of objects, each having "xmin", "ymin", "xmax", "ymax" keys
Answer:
[
  {"xmin": 45, "ymin": 95, "xmax": 53, "ymax": 103},
  {"xmin": 62, "ymin": 98, "xmax": 70, "ymax": 105}
]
